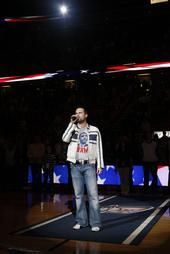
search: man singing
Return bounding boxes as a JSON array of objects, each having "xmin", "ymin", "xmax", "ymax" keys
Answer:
[{"xmin": 62, "ymin": 107, "xmax": 104, "ymax": 232}]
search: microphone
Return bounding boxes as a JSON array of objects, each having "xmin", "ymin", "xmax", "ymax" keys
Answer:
[
  {"xmin": 71, "ymin": 116, "xmax": 77, "ymax": 121},
  {"xmin": 71, "ymin": 115, "xmax": 78, "ymax": 122}
]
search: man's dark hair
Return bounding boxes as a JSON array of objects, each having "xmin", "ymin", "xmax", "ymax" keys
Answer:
[{"xmin": 75, "ymin": 106, "xmax": 88, "ymax": 114}]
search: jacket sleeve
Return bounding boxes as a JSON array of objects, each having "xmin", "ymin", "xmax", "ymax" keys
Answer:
[
  {"xmin": 97, "ymin": 129, "xmax": 104, "ymax": 169},
  {"xmin": 62, "ymin": 122, "xmax": 76, "ymax": 143}
]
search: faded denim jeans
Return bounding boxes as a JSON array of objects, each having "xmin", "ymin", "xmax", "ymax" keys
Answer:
[{"xmin": 70, "ymin": 163, "xmax": 101, "ymax": 227}]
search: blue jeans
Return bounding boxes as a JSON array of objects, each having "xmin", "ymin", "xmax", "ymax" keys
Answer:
[{"xmin": 70, "ymin": 163, "xmax": 101, "ymax": 227}]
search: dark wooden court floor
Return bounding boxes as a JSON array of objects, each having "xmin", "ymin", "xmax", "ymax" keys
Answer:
[{"xmin": 0, "ymin": 189, "xmax": 170, "ymax": 254}]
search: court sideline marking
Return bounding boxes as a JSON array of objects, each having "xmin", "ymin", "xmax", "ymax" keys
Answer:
[{"xmin": 122, "ymin": 198, "xmax": 170, "ymax": 245}]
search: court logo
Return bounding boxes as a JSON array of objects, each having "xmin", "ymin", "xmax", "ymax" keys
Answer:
[{"xmin": 101, "ymin": 204, "xmax": 154, "ymax": 214}]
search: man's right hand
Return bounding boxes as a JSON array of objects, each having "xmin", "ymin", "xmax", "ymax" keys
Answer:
[{"xmin": 71, "ymin": 115, "xmax": 78, "ymax": 123}]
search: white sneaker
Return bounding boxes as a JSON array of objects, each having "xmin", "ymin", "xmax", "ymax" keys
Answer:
[
  {"xmin": 91, "ymin": 226, "xmax": 100, "ymax": 232},
  {"xmin": 73, "ymin": 223, "xmax": 81, "ymax": 230}
]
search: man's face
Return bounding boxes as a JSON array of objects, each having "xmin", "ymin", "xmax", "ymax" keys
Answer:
[{"xmin": 75, "ymin": 108, "xmax": 88, "ymax": 123}]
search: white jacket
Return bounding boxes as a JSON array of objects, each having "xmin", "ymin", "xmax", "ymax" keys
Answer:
[{"xmin": 62, "ymin": 122, "xmax": 104, "ymax": 169}]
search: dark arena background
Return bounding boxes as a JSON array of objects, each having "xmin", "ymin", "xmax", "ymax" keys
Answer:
[{"xmin": 0, "ymin": 1, "xmax": 170, "ymax": 254}]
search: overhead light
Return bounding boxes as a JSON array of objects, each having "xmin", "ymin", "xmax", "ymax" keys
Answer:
[{"xmin": 59, "ymin": 5, "xmax": 68, "ymax": 15}]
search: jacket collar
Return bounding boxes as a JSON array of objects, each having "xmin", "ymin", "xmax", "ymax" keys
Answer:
[{"xmin": 76, "ymin": 123, "xmax": 90, "ymax": 130}]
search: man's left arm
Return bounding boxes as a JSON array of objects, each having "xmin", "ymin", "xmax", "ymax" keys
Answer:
[{"xmin": 96, "ymin": 129, "xmax": 104, "ymax": 173}]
